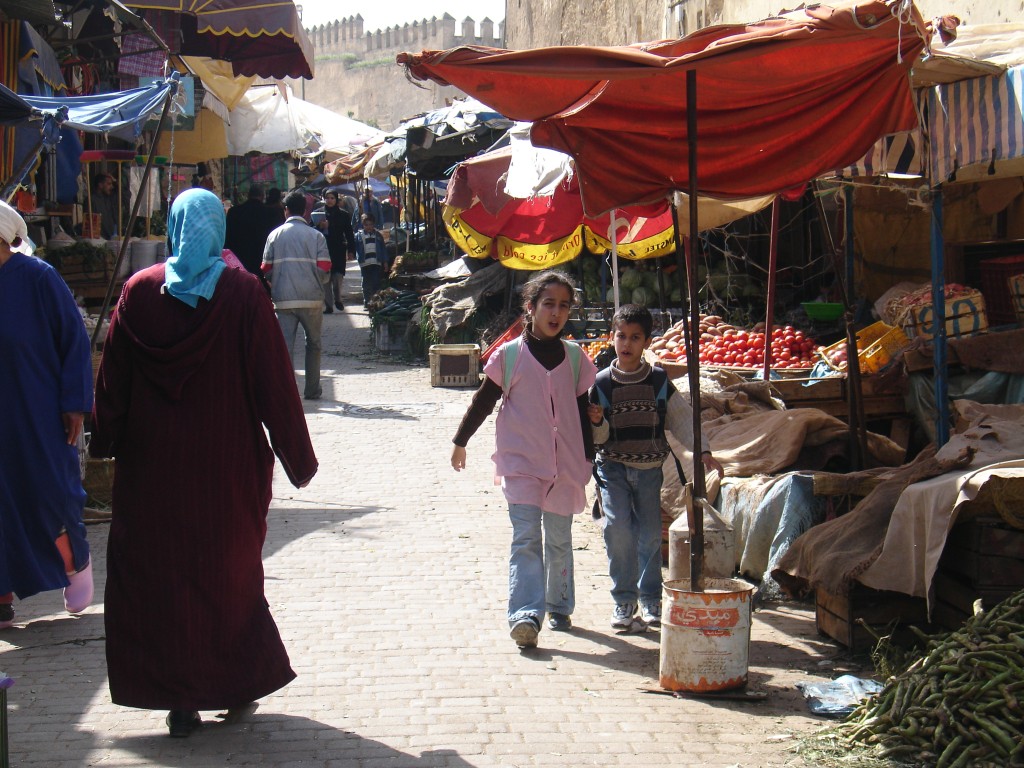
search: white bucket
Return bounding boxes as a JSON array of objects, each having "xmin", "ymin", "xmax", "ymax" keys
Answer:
[
  {"xmin": 659, "ymin": 577, "xmax": 756, "ymax": 692},
  {"xmin": 667, "ymin": 498, "xmax": 735, "ymax": 581},
  {"xmin": 130, "ymin": 239, "xmax": 160, "ymax": 273}
]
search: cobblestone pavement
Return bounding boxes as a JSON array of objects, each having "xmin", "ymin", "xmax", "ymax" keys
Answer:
[{"xmin": 0, "ymin": 272, "xmax": 863, "ymax": 767}]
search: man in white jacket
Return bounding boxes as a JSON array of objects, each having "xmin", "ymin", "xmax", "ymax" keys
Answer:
[{"xmin": 262, "ymin": 191, "xmax": 330, "ymax": 400}]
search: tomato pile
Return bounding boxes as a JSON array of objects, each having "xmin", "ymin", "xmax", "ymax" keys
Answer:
[
  {"xmin": 697, "ymin": 326, "xmax": 818, "ymax": 369},
  {"xmin": 651, "ymin": 316, "xmax": 820, "ymax": 370}
]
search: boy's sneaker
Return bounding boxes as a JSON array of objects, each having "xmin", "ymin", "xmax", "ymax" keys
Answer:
[
  {"xmin": 510, "ymin": 617, "xmax": 539, "ymax": 649},
  {"xmin": 0, "ymin": 602, "xmax": 14, "ymax": 629},
  {"xmin": 641, "ymin": 601, "xmax": 662, "ymax": 627},
  {"xmin": 610, "ymin": 602, "xmax": 638, "ymax": 629},
  {"xmin": 547, "ymin": 613, "xmax": 572, "ymax": 632}
]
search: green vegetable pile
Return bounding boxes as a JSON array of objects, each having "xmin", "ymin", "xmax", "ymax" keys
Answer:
[
  {"xmin": 369, "ymin": 289, "xmax": 421, "ymax": 327},
  {"xmin": 838, "ymin": 588, "xmax": 1024, "ymax": 766}
]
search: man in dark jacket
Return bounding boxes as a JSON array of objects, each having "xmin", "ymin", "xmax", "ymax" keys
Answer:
[{"xmin": 225, "ymin": 185, "xmax": 274, "ymax": 283}]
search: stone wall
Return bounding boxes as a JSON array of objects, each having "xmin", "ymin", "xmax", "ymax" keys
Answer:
[
  {"xmin": 298, "ymin": 14, "xmax": 504, "ymax": 131},
  {"xmin": 505, "ymin": 0, "xmax": 1022, "ymax": 49}
]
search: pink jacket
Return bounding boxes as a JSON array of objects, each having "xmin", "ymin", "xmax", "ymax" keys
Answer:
[{"xmin": 483, "ymin": 339, "xmax": 597, "ymax": 515}]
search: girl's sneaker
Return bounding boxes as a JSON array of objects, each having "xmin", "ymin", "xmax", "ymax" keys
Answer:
[
  {"xmin": 510, "ymin": 617, "xmax": 539, "ymax": 648},
  {"xmin": 0, "ymin": 603, "xmax": 14, "ymax": 629}
]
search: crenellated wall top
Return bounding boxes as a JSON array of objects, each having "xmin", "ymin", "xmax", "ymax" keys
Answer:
[{"xmin": 309, "ymin": 13, "xmax": 504, "ymax": 56}]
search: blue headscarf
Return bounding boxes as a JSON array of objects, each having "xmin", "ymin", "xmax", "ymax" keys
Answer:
[{"xmin": 163, "ymin": 188, "xmax": 227, "ymax": 307}]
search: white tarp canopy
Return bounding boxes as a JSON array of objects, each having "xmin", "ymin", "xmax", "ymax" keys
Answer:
[
  {"xmin": 226, "ymin": 84, "xmax": 382, "ymax": 157},
  {"xmin": 503, "ymin": 122, "xmax": 774, "ymax": 234}
]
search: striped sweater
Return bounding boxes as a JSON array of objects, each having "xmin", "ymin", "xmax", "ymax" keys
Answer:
[{"xmin": 591, "ymin": 362, "xmax": 672, "ymax": 468}]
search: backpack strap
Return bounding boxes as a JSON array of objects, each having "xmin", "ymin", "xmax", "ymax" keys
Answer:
[
  {"xmin": 562, "ymin": 340, "xmax": 582, "ymax": 391},
  {"xmin": 502, "ymin": 338, "xmax": 522, "ymax": 394},
  {"xmin": 504, "ymin": 337, "xmax": 582, "ymax": 395}
]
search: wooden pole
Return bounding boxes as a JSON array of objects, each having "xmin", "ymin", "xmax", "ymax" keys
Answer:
[{"xmin": 91, "ymin": 87, "xmax": 176, "ymax": 350}]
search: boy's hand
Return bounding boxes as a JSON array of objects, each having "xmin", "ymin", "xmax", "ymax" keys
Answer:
[
  {"xmin": 451, "ymin": 445, "xmax": 467, "ymax": 471},
  {"xmin": 587, "ymin": 404, "xmax": 604, "ymax": 425},
  {"xmin": 702, "ymin": 453, "xmax": 725, "ymax": 477}
]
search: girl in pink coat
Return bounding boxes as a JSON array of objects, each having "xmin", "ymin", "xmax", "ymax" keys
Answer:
[{"xmin": 451, "ymin": 271, "xmax": 599, "ymax": 649}]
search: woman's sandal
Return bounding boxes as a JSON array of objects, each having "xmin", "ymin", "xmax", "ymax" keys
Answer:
[{"xmin": 166, "ymin": 710, "xmax": 202, "ymax": 738}]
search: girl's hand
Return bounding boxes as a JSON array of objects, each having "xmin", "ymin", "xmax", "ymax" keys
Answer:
[
  {"xmin": 702, "ymin": 452, "xmax": 725, "ymax": 477},
  {"xmin": 587, "ymin": 404, "xmax": 604, "ymax": 425},
  {"xmin": 451, "ymin": 445, "xmax": 467, "ymax": 471}
]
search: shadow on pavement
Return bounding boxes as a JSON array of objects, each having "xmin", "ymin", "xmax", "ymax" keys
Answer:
[{"xmin": 111, "ymin": 712, "xmax": 480, "ymax": 767}]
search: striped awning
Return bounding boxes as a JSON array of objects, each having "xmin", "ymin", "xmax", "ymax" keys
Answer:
[
  {"xmin": 841, "ymin": 128, "xmax": 923, "ymax": 178},
  {"xmin": 926, "ymin": 63, "xmax": 1024, "ymax": 183}
]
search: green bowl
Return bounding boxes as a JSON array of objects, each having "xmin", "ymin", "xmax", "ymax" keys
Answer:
[{"xmin": 801, "ymin": 302, "xmax": 845, "ymax": 321}]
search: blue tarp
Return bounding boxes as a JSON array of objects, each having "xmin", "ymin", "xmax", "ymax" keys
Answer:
[{"xmin": 0, "ymin": 73, "xmax": 180, "ymax": 147}]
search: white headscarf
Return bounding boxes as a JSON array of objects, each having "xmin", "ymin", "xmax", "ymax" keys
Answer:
[{"xmin": 0, "ymin": 200, "xmax": 33, "ymax": 255}]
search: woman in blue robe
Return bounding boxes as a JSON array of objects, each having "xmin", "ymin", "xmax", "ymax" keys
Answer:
[{"xmin": 0, "ymin": 200, "xmax": 94, "ymax": 629}]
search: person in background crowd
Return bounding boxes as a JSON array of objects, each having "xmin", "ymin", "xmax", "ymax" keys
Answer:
[
  {"xmin": 0, "ymin": 199, "xmax": 94, "ymax": 630},
  {"xmin": 450, "ymin": 271, "xmax": 598, "ymax": 650},
  {"xmin": 224, "ymin": 184, "xmax": 274, "ymax": 291},
  {"xmin": 354, "ymin": 214, "xmax": 387, "ymax": 308},
  {"xmin": 352, "ymin": 186, "xmax": 384, "ymax": 230},
  {"xmin": 262, "ymin": 191, "xmax": 331, "ymax": 400},
  {"xmin": 590, "ymin": 304, "xmax": 724, "ymax": 631},
  {"xmin": 318, "ymin": 190, "xmax": 355, "ymax": 313},
  {"xmin": 91, "ymin": 172, "xmax": 120, "ymax": 239},
  {"xmin": 265, "ymin": 188, "xmax": 286, "ymax": 228},
  {"xmin": 90, "ymin": 188, "xmax": 318, "ymax": 738}
]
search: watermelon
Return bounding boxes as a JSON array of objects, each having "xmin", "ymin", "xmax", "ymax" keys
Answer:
[
  {"xmin": 619, "ymin": 267, "xmax": 643, "ymax": 291},
  {"xmin": 632, "ymin": 286, "xmax": 654, "ymax": 306}
]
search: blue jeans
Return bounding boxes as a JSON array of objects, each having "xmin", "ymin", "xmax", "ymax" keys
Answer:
[
  {"xmin": 276, "ymin": 306, "xmax": 323, "ymax": 399},
  {"xmin": 595, "ymin": 460, "xmax": 664, "ymax": 606},
  {"xmin": 507, "ymin": 504, "xmax": 574, "ymax": 625}
]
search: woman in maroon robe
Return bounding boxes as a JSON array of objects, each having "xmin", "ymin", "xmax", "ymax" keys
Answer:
[{"xmin": 91, "ymin": 189, "xmax": 318, "ymax": 737}]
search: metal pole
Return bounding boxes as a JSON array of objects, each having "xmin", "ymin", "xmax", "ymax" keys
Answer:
[
  {"xmin": 931, "ymin": 188, "xmax": 949, "ymax": 446},
  {"xmin": 684, "ymin": 69, "xmax": 704, "ymax": 593},
  {"xmin": 91, "ymin": 88, "xmax": 176, "ymax": 350},
  {"xmin": 761, "ymin": 200, "xmax": 780, "ymax": 380},
  {"xmin": 1, "ymin": 136, "xmax": 46, "ymax": 202}
]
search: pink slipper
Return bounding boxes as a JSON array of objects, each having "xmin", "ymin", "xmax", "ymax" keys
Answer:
[{"xmin": 64, "ymin": 561, "xmax": 94, "ymax": 614}]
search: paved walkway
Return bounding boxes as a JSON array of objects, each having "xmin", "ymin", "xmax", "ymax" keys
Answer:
[{"xmin": 1, "ymin": 272, "xmax": 861, "ymax": 767}]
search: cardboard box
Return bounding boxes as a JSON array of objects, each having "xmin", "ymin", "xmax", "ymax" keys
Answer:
[{"xmin": 903, "ymin": 289, "xmax": 988, "ymax": 340}]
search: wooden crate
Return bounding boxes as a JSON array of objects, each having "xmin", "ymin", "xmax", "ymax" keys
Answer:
[
  {"xmin": 938, "ymin": 518, "xmax": 1024, "ymax": 588},
  {"xmin": 815, "ymin": 585, "xmax": 929, "ymax": 651},
  {"xmin": 902, "ymin": 289, "xmax": 988, "ymax": 340},
  {"xmin": 931, "ymin": 570, "xmax": 1017, "ymax": 632},
  {"xmin": 1010, "ymin": 273, "xmax": 1024, "ymax": 325}
]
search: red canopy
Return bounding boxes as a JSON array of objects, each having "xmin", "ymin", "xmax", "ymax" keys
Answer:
[
  {"xmin": 445, "ymin": 146, "xmax": 674, "ymax": 269},
  {"xmin": 125, "ymin": 0, "xmax": 314, "ymax": 79},
  {"xmin": 398, "ymin": 0, "xmax": 932, "ymax": 216}
]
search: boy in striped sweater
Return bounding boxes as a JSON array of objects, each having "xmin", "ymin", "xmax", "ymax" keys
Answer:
[{"xmin": 589, "ymin": 305, "xmax": 723, "ymax": 630}]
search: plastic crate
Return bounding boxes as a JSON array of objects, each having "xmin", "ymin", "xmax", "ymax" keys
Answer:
[
  {"xmin": 1008, "ymin": 273, "xmax": 1024, "ymax": 325},
  {"xmin": 818, "ymin": 321, "xmax": 910, "ymax": 374},
  {"xmin": 429, "ymin": 344, "xmax": 481, "ymax": 387},
  {"xmin": 979, "ymin": 255, "xmax": 1024, "ymax": 324}
]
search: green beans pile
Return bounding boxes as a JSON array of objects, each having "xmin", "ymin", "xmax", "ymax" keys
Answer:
[{"xmin": 840, "ymin": 588, "xmax": 1023, "ymax": 767}]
